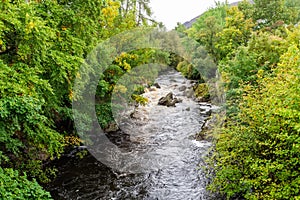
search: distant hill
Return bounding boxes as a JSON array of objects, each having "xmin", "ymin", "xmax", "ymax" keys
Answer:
[{"xmin": 183, "ymin": 0, "xmax": 253, "ymax": 28}]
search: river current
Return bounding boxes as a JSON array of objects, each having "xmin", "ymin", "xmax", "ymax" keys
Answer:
[{"xmin": 47, "ymin": 69, "xmax": 218, "ymax": 200}]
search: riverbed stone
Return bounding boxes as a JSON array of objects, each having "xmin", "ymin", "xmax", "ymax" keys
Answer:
[
  {"xmin": 104, "ymin": 121, "xmax": 119, "ymax": 133},
  {"xmin": 149, "ymin": 86, "xmax": 158, "ymax": 91},
  {"xmin": 158, "ymin": 92, "xmax": 182, "ymax": 107},
  {"xmin": 130, "ymin": 109, "xmax": 148, "ymax": 121},
  {"xmin": 178, "ymin": 85, "xmax": 187, "ymax": 91},
  {"xmin": 153, "ymin": 82, "xmax": 161, "ymax": 88}
]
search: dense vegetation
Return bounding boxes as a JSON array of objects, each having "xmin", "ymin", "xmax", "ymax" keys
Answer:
[
  {"xmin": 0, "ymin": 0, "xmax": 161, "ymax": 198},
  {"xmin": 1, "ymin": 0, "xmax": 300, "ymax": 199},
  {"xmin": 182, "ymin": 0, "xmax": 300, "ymax": 199}
]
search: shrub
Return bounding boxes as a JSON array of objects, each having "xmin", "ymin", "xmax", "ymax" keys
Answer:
[
  {"xmin": 209, "ymin": 45, "xmax": 300, "ymax": 199},
  {"xmin": 0, "ymin": 167, "xmax": 52, "ymax": 200}
]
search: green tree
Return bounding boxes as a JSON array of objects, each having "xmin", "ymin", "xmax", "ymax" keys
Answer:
[
  {"xmin": 187, "ymin": 2, "xmax": 227, "ymax": 61},
  {"xmin": 216, "ymin": 6, "xmax": 254, "ymax": 60},
  {"xmin": 253, "ymin": 0, "xmax": 293, "ymax": 28},
  {"xmin": 209, "ymin": 43, "xmax": 300, "ymax": 199},
  {"xmin": 219, "ymin": 29, "xmax": 288, "ymax": 117},
  {"xmin": 119, "ymin": 0, "xmax": 155, "ymax": 26},
  {"xmin": 285, "ymin": 0, "xmax": 300, "ymax": 23},
  {"xmin": 237, "ymin": 0, "xmax": 254, "ymax": 20},
  {"xmin": 0, "ymin": 0, "xmax": 155, "ymax": 195},
  {"xmin": 0, "ymin": 168, "xmax": 52, "ymax": 200}
]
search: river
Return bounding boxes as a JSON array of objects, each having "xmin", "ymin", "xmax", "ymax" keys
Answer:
[{"xmin": 47, "ymin": 69, "xmax": 218, "ymax": 200}]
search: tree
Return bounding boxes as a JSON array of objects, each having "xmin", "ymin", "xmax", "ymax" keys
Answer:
[
  {"xmin": 119, "ymin": 0, "xmax": 155, "ymax": 26},
  {"xmin": 209, "ymin": 43, "xmax": 300, "ymax": 199},
  {"xmin": 253, "ymin": 0, "xmax": 292, "ymax": 28},
  {"xmin": 237, "ymin": 0, "xmax": 254, "ymax": 20},
  {"xmin": 0, "ymin": 0, "xmax": 155, "ymax": 195},
  {"xmin": 285, "ymin": 0, "xmax": 300, "ymax": 23},
  {"xmin": 187, "ymin": 2, "xmax": 227, "ymax": 61},
  {"xmin": 215, "ymin": 6, "xmax": 254, "ymax": 60}
]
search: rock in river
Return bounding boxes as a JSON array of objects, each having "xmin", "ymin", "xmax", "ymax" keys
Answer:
[{"xmin": 158, "ymin": 92, "xmax": 182, "ymax": 107}]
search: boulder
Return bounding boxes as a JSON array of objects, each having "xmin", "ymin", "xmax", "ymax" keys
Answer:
[
  {"xmin": 153, "ymin": 82, "xmax": 161, "ymax": 89},
  {"xmin": 178, "ymin": 85, "xmax": 187, "ymax": 91},
  {"xmin": 158, "ymin": 92, "xmax": 173, "ymax": 106},
  {"xmin": 158, "ymin": 92, "xmax": 182, "ymax": 107},
  {"xmin": 104, "ymin": 121, "xmax": 119, "ymax": 133},
  {"xmin": 174, "ymin": 98, "xmax": 183, "ymax": 103},
  {"xmin": 130, "ymin": 109, "xmax": 148, "ymax": 120},
  {"xmin": 149, "ymin": 86, "xmax": 157, "ymax": 91}
]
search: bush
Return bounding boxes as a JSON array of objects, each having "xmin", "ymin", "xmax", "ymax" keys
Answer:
[
  {"xmin": 194, "ymin": 83, "xmax": 210, "ymax": 100},
  {"xmin": 209, "ymin": 45, "xmax": 300, "ymax": 199},
  {"xmin": 0, "ymin": 168, "xmax": 52, "ymax": 200},
  {"xmin": 176, "ymin": 61, "xmax": 201, "ymax": 80}
]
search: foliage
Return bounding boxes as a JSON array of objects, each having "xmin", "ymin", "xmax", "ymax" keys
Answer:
[
  {"xmin": 215, "ymin": 6, "xmax": 254, "ymax": 60},
  {"xmin": 0, "ymin": 0, "xmax": 121, "ymax": 182},
  {"xmin": 237, "ymin": 0, "xmax": 254, "ymax": 20},
  {"xmin": 175, "ymin": 35, "xmax": 216, "ymax": 81},
  {"xmin": 193, "ymin": 83, "xmax": 210, "ymax": 100},
  {"xmin": 212, "ymin": 2, "xmax": 289, "ymax": 117},
  {"xmin": 0, "ymin": 167, "xmax": 52, "ymax": 200},
  {"xmin": 285, "ymin": 0, "xmax": 300, "ymax": 23},
  {"xmin": 184, "ymin": 0, "xmax": 300, "ymax": 198},
  {"xmin": 185, "ymin": 1, "xmax": 300, "ymax": 199},
  {"xmin": 0, "ymin": 61, "xmax": 64, "ymax": 180},
  {"xmin": 95, "ymin": 48, "xmax": 169, "ymax": 128},
  {"xmin": 96, "ymin": 103, "xmax": 115, "ymax": 129},
  {"xmin": 176, "ymin": 60, "xmax": 202, "ymax": 80},
  {"xmin": 253, "ymin": 0, "xmax": 296, "ymax": 28},
  {"xmin": 187, "ymin": 2, "xmax": 227, "ymax": 60},
  {"xmin": 0, "ymin": 0, "xmax": 157, "ymax": 195},
  {"xmin": 131, "ymin": 94, "xmax": 149, "ymax": 106},
  {"xmin": 119, "ymin": 0, "xmax": 155, "ymax": 26},
  {"xmin": 209, "ymin": 44, "xmax": 300, "ymax": 199}
]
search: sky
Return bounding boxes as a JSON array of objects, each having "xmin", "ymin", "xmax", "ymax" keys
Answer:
[{"xmin": 149, "ymin": 0, "xmax": 239, "ymax": 30}]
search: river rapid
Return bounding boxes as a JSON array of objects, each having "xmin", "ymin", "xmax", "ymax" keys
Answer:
[{"xmin": 47, "ymin": 69, "xmax": 218, "ymax": 200}]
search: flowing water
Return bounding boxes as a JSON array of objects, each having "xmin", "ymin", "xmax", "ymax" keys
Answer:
[{"xmin": 47, "ymin": 69, "xmax": 218, "ymax": 200}]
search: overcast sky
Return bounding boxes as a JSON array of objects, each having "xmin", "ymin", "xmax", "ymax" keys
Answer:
[{"xmin": 149, "ymin": 0, "xmax": 239, "ymax": 30}]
